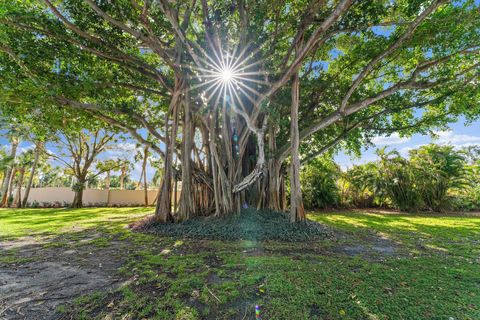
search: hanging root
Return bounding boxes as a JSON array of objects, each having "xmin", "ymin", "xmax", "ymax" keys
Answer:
[{"xmin": 232, "ymin": 163, "xmax": 266, "ymax": 193}]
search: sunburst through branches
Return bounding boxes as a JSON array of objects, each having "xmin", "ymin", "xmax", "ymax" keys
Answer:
[{"xmin": 186, "ymin": 45, "xmax": 268, "ymax": 113}]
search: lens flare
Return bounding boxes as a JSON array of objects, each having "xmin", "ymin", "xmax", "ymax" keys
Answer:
[
  {"xmin": 185, "ymin": 44, "xmax": 270, "ymax": 111},
  {"xmin": 221, "ymin": 68, "xmax": 233, "ymax": 82}
]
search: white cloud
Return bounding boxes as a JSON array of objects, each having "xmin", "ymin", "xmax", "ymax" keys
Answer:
[
  {"xmin": 399, "ymin": 146, "xmax": 415, "ymax": 157},
  {"xmin": 371, "ymin": 133, "xmax": 410, "ymax": 145},
  {"xmin": 104, "ymin": 142, "xmax": 141, "ymax": 158},
  {"xmin": 433, "ymin": 130, "xmax": 480, "ymax": 147},
  {"xmin": 18, "ymin": 145, "xmax": 35, "ymax": 154}
]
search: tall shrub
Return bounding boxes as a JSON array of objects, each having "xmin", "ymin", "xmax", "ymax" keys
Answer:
[
  {"xmin": 300, "ymin": 158, "xmax": 340, "ymax": 209},
  {"xmin": 409, "ymin": 144, "xmax": 468, "ymax": 211}
]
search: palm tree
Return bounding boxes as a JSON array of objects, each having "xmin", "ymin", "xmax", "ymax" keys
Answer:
[
  {"xmin": 134, "ymin": 145, "xmax": 149, "ymax": 205},
  {"xmin": 0, "ymin": 149, "xmax": 14, "ymax": 190},
  {"xmin": 119, "ymin": 159, "xmax": 132, "ymax": 190},
  {"xmin": 22, "ymin": 141, "xmax": 44, "ymax": 207},
  {"xmin": 96, "ymin": 159, "xmax": 120, "ymax": 190},
  {"xmin": 13, "ymin": 150, "xmax": 35, "ymax": 207},
  {"xmin": 1, "ymin": 135, "xmax": 20, "ymax": 207},
  {"xmin": 409, "ymin": 144, "xmax": 467, "ymax": 211}
]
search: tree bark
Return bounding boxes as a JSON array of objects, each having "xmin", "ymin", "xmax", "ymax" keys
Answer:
[
  {"xmin": 120, "ymin": 165, "xmax": 126, "ymax": 190},
  {"xmin": 289, "ymin": 69, "xmax": 306, "ymax": 222},
  {"xmin": 1, "ymin": 137, "xmax": 19, "ymax": 207},
  {"xmin": 154, "ymin": 77, "xmax": 181, "ymax": 222},
  {"xmin": 142, "ymin": 147, "xmax": 149, "ymax": 206},
  {"xmin": 15, "ymin": 168, "xmax": 25, "ymax": 208},
  {"xmin": 72, "ymin": 179, "xmax": 85, "ymax": 208},
  {"xmin": 105, "ymin": 170, "xmax": 111, "ymax": 190},
  {"xmin": 23, "ymin": 142, "xmax": 42, "ymax": 207},
  {"xmin": 178, "ymin": 91, "xmax": 194, "ymax": 221},
  {"xmin": 5, "ymin": 167, "xmax": 17, "ymax": 207}
]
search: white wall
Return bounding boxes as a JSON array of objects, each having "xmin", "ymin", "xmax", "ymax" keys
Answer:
[
  {"xmin": 25, "ymin": 187, "xmax": 160, "ymax": 207},
  {"xmin": 107, "ymin": 189, "xmax": 159, "ymax": 206}
]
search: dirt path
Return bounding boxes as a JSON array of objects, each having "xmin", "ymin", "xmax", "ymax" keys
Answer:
[{"xmin": 0, "ymin": 233, "xmax": 129, "ymax": 320}]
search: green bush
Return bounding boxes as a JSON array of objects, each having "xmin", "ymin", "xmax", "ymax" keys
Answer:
[
  {"xmin": 341, "ymin": 144, "xmax": 477, "ymax": 212},
  {"xmin": 409, "ymin": 144, "xmax": 468, "ymax": 212},
  {"xmin": 300, "ymin": 158, "xmax": 340, "ymax": 210}
]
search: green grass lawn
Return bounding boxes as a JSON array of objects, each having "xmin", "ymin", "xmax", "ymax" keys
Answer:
[
  {"xmin": 0, "ymin": 207, "xmax": 152, "ymax": 239},
  {"xmin": 1, "ymin": 208, "xmax": 479, "ymax": 319}
]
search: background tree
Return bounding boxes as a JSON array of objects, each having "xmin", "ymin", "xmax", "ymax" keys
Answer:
[
  {"xmin": 38, "ymin": 165, "xmax": 71, "ymax": 188},
  {"xmin": 300, "ymin": 157, "xmax": 340, "ymax": 210},
  {"xmin": 135, "ymin": 145, "xmax": 150, "ymax": 206},
  {"xmin": 0, "ymin": 134, "xmax": 19, "ymax": 207},
  {"xmin": 96, "ymin": 159, "xmax": 121, "ymax": 190},
  {"xmin": 48, "ymin": 128, "xmax": 117, "ymax": 208},
  {"xmin": 118, "ymin": 159, "xmax": 132, "ymax": 190},
  {"xmin": 12, "ymin": 148, "xmax": 35, "ymax": 207},
  {"xmin": 0, "ymin": 148, "xmax": 13, "ymax": 196},
  {"xmin": 22, "ymin": 141, "xmax": 44, "ymax": 207}
]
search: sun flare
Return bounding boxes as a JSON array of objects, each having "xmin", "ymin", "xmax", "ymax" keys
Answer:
[
  {"xmin": 221, "ymin": 68, "xmax": 233, "ymax": 83},
  {"xmin": 185, "ymin": 44, "xmax": 268, "ymax": 111}
]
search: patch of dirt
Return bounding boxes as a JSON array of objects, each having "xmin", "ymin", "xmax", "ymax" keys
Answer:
[
  {"xmin": 0, "ymin": 233, "xmax": 130, "ymax": 320},
  {"xmin": 0, "ymin": 262, "xmax": 118, "ymax": 320},
  {"xmin": 332, "ymin": 232, "xmax": 400, "ymax": 259},
  {"xmin": 0, "ymin": 237, "xmax": 48, "ymax": 251}
]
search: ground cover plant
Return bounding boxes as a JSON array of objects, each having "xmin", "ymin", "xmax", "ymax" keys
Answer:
[
  {"xmin": 1, "ymin": 208, "xmax": 479, "ymax": 319},
  {"xmin": 138, "ymin": 208, "xmax": 333, "ymax": 242}
]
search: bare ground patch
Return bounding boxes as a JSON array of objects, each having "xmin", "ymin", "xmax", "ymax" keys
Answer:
[{"xmin": 0, "ymin": 232, "xmax": 131, "ymax": 320}]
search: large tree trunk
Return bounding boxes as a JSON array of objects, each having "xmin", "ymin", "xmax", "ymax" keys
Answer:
[
  {"xmin": 155, "ymin": 76, "xmax": 181, "ymax": 222},
  {"xmin": 289, "ymin": 70, "xmax": 306, "ymax": 222},
  {"xmin": 257, "ymin": 126, "xmax": 284, "ymax": 211},
  {"xmin": 1, "ymin": 137, "xmax": 19, "ymax": 207},
  {"xmin": 209, "ymin": 110, "xmax": 235, "ymax": 216},
  {"xmin": 178, "ymin": 90, "xmax": 194, "ymax": 221},
  {"xmin": 15, "ymin": 168, "xmax": 25, "ymax": 208},
  {"xmin": 22, "ymin": 142, "xmax": 42, "ymax": 207},
  {"xmin": 72, "ymin": 178, "xmax": 86, "ymax": 208}
]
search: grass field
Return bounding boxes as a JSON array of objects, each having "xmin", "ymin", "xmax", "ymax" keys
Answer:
[{"xmin": 0, "ymin": 208, "xmax": 479, "ymax": 319}]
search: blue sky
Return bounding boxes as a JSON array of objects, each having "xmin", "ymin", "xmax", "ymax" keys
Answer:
[{"xmin": 335, "ymin": 117, "xmax": 480, "ymax": 170}]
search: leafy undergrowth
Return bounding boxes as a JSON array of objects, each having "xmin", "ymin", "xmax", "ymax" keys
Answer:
[
  {"xmin": 136, "ymin": 208, "xmax": 333, "ymax": 241},
  {"xmin": 2, "ymin": 208, "xmax": 479, "ymax": 319}
]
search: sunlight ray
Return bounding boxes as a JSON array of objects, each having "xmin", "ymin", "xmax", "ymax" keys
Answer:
[
  {"xmin": 228, "ymin": 81, "xmax": 251, "ymax": 115},
  {"xmin": 185, "ymin": 77, "xmax": 223, "ymax": 93},
  {"xmin": 231, "ymin": 78, "xmax": 262, "ymax": 97},
  {"xmin": 231, "ymin": 76, "xmax": 270, "ymax": 86},
  {"xmin": 231, "ymin": 81, "xmax": 257, "ymax": 105}
]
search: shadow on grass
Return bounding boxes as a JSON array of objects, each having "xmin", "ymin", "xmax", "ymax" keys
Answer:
[{"xmin": 310, "ymin": 210, "xmax": 480, "ymax": 256}]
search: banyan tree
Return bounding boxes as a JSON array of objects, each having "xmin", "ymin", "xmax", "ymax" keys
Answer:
[{"xmin": 0, "ymin": 0, "xmax": 478, "ymax": 222}]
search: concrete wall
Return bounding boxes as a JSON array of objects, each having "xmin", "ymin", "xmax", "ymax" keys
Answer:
[
  {"xmin": 25, "ymin": 187, "xmax": 160, "ymax": 207},
  {"xmin": 107, "ymin": 189, "xmax": 159, "ymax": 206}
]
